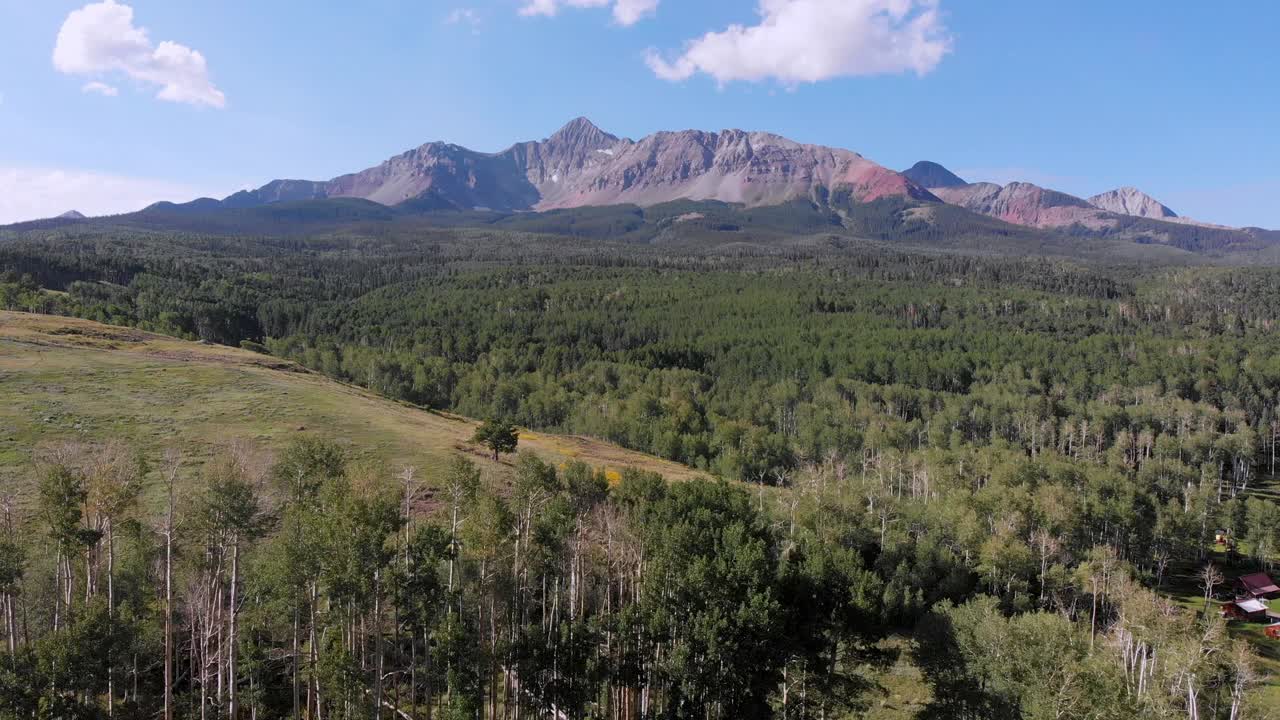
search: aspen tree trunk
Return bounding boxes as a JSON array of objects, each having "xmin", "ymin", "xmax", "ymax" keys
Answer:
[
  {"xmin": 218, "ymin": 575, "xmax": 228, "ymax": 717},
  {"xmin": 217, "ymin": 579, "xmax": 225, "ymax": 710},
  {"xmin": 65, "ymin": 552, "xmax": 73, "ymax": 612},
  {"xmin": 489, "ymin": 593, "xmax": 498, "ymax": 720},
  {"xmin": 293, "ymin": 606, "xmax": 301, "ymax": 720},
  {"xmin": 107, "ymin": 516, "xmax": 115, "ymax": 719},
  {"xmin": 392, "ymin": 600, "xmax": 401, "ymax": 716},
  {"xmin": 190, "ymin": 617, "xmax": 198, "ymax": 720},
  {"xmin": 18, "ymin": 572, "xmax": 28, "ymax": 650},
  {"xmin": 448, "ymin": 503, "xmax": 458, "ymax": 593},
  {"xmin": 53, "ymin": 551, "xmax": 62, "ymax": 632},
  {"xmin": 4, "ymin": 594, "xmax": 14, "ymax": 655},
  {"xmin": 1089, "ymin": 578, "xmax": 1098, "ymax": 651},
  {"xmin": 1, "ymin": 505, "xmax": 13, "ymax": 656},
  {"xmin": 85, "ymin": 536, "xmax": 93, "ymax": 604},
  {"xmin": 201, "ymin": 604, "xmax": 209, "ymax": 720},
  {"xmin": 373, "ymin": 570, "xmax": 383, "ymax": 720},
  {"xmin": 398, "ymin": 483, "xmax": 410, "ymax": 718},
  {"xmin": 230, "ymin": 538, "xmax": 241, "ymax": 720},
  {"xmin": 311, "ymin": 581, "xmax": 323, "ymax": 720},
  {"xmin": 164, "ymin": 487, "xmax": 175, "ymax": 720}
]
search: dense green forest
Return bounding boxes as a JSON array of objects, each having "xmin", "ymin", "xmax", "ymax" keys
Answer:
[
  {"xmin": 6, "ymin": 221, "xmax": 1280, "ymax": 717},
  {"xmin": 0, "ymin": 433, "xmax": 1272, "ymax": 720}
]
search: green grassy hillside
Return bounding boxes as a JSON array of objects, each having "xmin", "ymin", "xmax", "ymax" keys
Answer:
[{"xmin": 0, "ymin": 310, "xmax": 702, "ymax": 510}]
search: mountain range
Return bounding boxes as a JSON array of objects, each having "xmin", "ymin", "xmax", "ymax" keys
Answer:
[
  {"xmin": 900, "ymin": 163, "xmax": 1223, "ymax": 232},
  {"xmin": 10, "ymin": 117, "xmax": 1278, "ymax": 260},
  {"xmin": 211, "ymin": 117, "xmax": 935, "ymax": 214},
  {"xmin": 177, "ymin": 117, "xmax": 1224, "ymax": 233}
]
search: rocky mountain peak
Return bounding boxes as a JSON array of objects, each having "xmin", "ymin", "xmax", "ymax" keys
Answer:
[
  {"xmin": 547, "ymin": 117, "xmax": 618, "ymax": 150},
  {"xmin": 1088, "ymin": 187, "xmax": 1178, "ymax": 219},
  {"xmin": 57, "ymin": 210, "xmax": 87, "ymax": 220}
]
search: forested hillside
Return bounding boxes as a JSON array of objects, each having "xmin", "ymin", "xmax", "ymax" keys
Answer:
[
  {"xmin": 6, "ymin": 192, "xmax": 1272, "ymax": 263},
  {"xmin": 6, "ymin": 221, "xmax": 1280, "ymax": 718}
]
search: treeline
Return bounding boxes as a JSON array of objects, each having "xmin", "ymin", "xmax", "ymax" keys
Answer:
[
  {"xmin": 0, "ymin": 433, "xmax": 1272, "ymax": 720},
  {"xmin": 254, "ymin": 265, "xmax": 1280, "ymax": 485},
  {"xmin": 6, "ymin": 234, "xmax": 1280, "ymax": 488}
]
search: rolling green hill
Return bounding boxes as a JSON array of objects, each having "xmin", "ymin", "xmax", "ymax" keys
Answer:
[{"xmin": 0, "ymin": 310, "xmax": 702, "ymax": 509}]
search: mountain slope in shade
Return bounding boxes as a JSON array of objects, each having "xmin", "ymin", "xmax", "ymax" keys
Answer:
[
  {"xmin": 223, "ymin": 118, "xmax": 936, "ymax": 213},
  {"xmin": 903, "ymin": 161, "xmax": 968, "ymax": 189},
  {"xmin": 1088, "ymin": 187, "xmax": 1178, "ymax": 219},
  {"xmin": 222, "ymin": 180, "xmax": 329, "ymax": 208},
  {"xmin": 143, "ymin": 198, "xmax": 224, "ymax": 215}
]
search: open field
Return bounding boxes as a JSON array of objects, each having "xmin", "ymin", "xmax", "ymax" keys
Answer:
[{"xmin": 0, "ymin": 310, "xmax": 703, "ymax": 515}]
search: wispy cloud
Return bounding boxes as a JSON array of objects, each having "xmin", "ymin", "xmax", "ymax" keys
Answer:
[
  {"xmin": 446, "ymin": 8, "xmax": 484, "ymax": 33},
  {"xmin": 519, "ymin": 0, "xmax": 658, "ymax": 27},
  {"xmin": 646, "ymin": 0, "xmax": 950, "ymax": 85},
  {"xmin": 0, "ymin": 167, "xmax": 222, "ymax": 225},
  {"xmin": 81, "ymin": 81, "xmax": 120, "ymax": 97},
  {"xmin": 53, "ymin": 0, "xmax": 226, "ymax": 108}
]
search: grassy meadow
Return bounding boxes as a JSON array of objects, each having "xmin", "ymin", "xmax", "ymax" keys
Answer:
[{"xmin": 0, "ymin": 310, "xmax": 702, "ymax": 515}]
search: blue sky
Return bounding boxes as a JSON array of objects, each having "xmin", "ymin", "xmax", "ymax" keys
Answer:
[{"xmin": 1, "ymin": 0, "xmax": 1277, "ymax": 227}]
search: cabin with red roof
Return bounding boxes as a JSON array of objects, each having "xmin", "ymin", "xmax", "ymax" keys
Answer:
[{"xmin": 1236, "ymin": 572, "xmax": 1280, "ymax": 599}]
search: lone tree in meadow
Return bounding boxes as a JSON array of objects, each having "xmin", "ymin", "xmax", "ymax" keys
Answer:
[{"xmin": 473, "ymin": 419, "xmax": 519, "ymax": 461}]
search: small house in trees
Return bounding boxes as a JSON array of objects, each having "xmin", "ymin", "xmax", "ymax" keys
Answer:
[
  {"xmin": 1223, "ymin": 598, "xmax": 1269, "ymax": 622},
  {"xmin": 1236, "ymin": 572, "xmax": 1280, "ymax": 599}
]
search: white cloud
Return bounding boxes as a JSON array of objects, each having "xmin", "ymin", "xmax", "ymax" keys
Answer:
[
  {"xmin": 612, "ymin": 0, "xmax": 660, "ymax": 25},
  {"xmin": 53, "ymin": 0, "xmax": 226, "ymax": 108},
  {"xmin": 0, "ymin": 168, "xmax": 221, "ymax": 225},
  {"xmin": 81, "ymin": 81, "xmax": 119, "ymax": 97},
  {"xmin": 447, "ymin": 8, "xmax": 484, "ymax": 32},
  {"xmin": 646, "ymin": 0, "xmax": 950, "ymax": 85},
  {"xmin": 519, "ymin": 0, "xmax": 658, "ymax": 26}
]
